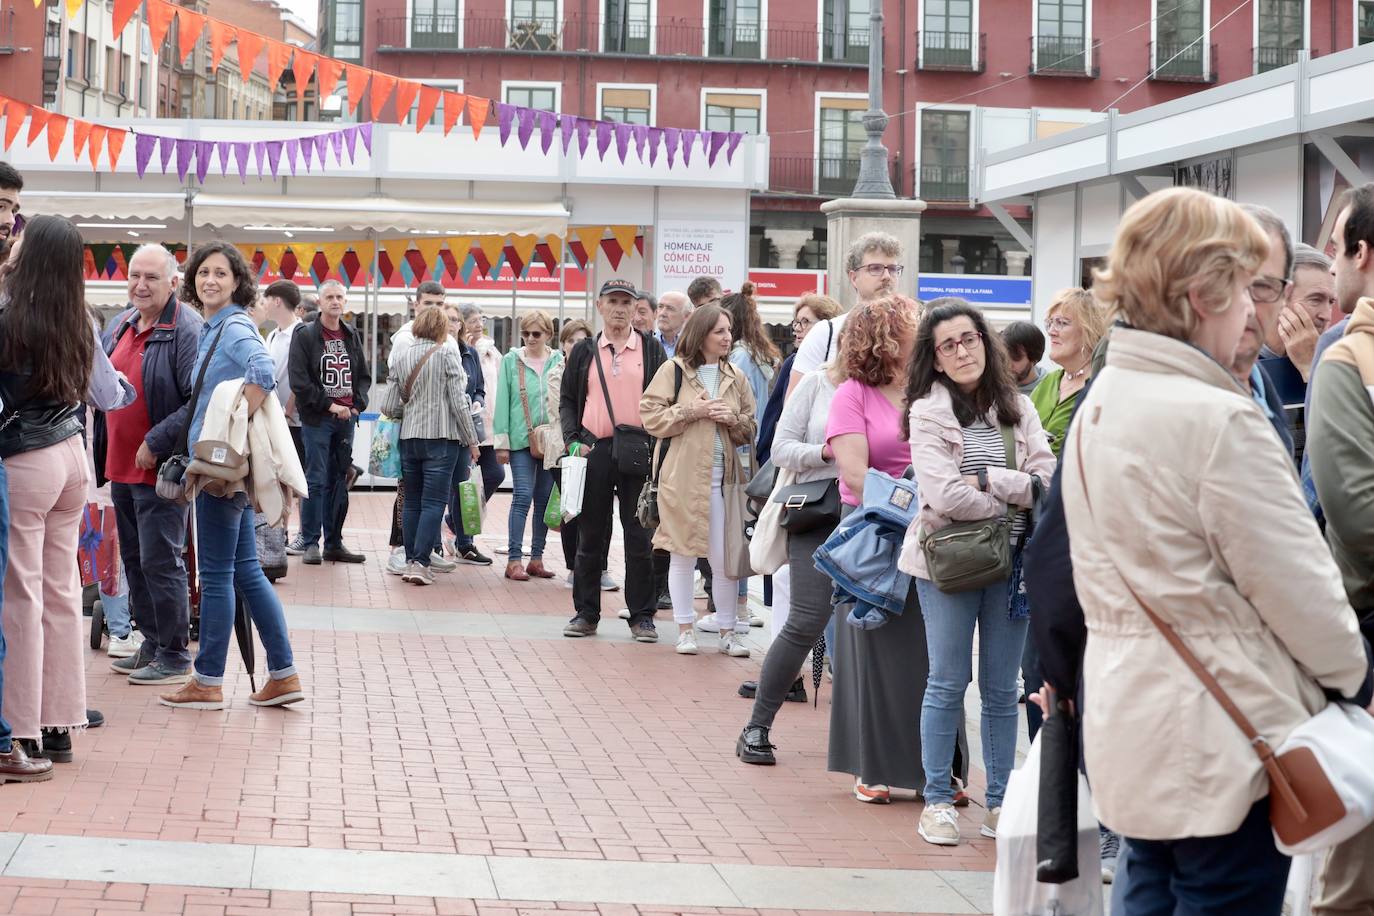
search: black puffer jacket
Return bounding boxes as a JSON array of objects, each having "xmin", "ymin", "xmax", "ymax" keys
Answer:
[{"xmin": 558, "ymin": 330, "xmax": 666, "ymax": 449}]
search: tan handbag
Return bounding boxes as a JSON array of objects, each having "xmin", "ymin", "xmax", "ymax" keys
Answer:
[
  {"xmin": 516, "ymin": 361, "xmax": 558, "ymax": 461},
  {"xmin": 722, "ymin": 446, "xmax": 756, "ymax": 580}
]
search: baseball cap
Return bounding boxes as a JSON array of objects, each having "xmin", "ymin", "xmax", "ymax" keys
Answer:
[{"xmin": 598, "ymin": 278, "xmax": 639, "ymax": 298}]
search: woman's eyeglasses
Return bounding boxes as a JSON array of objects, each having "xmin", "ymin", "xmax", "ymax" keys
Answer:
[
  {"xmin": 792, "ymin": 317, "xmax": 813, "ymax": 332},
  {"xmin": 1045, "ymin": 317, "xmax": 1074, "ymax": 332},
  {"xmin": 935, "ymin": 331, "xmax": 984, "ymax": 358}
]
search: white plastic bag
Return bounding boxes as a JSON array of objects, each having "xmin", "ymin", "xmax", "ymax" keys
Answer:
[
  {"xmin": 1285, "ymin": 852, "xmax": 1318, "ymax": 916},
  {"xmin": 994, "ymin": 736, "xmax": 1104, "ymax": 916},
  {"xmin": 560, "ymin": 451, "xmax": 588, "ymax": 522},
  {"xmin": 748, "ymin": 468, "xmax": 795, "ymax": 576}
]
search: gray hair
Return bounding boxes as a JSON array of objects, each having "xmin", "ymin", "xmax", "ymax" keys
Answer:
[
  {"xmin": 459, "ymin": 302, "xmax": 483, "ymax": 321},
  {"xmin": 658, "ymin": 290, "xmax": 691, "ymax": 312},
  {"xmin": 1240, "ymin": 203, "xmax": 1294, "ymax": 279},
  {"xmin": 130, "ymin": 243, "xmax": 178, "ymax": 278},
  {"xmin": 845, "ymin": 231, "xmax": 903, "ymax": 273},
  {"xmin": 318, "ymin": 278, "xmax": 346, "ymax": 296},
  {"xmin": 1292, "ymin": 241, "xmax": 1332, "ymax": 275}
]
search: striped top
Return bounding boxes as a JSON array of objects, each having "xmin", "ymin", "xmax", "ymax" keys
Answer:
[
  {"xmin": 386, "ymin": 342, "xmax": 479, "ymax": 445},
  {"xmin": 960, "ymin": 421, "xmax": 1027, "ymax": 542},
  {"xmin": 696, "ymin": 363, "xmax": 726, "ymax": 467}
]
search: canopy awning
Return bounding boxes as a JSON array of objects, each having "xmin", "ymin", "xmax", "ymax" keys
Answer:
[
  {"xmin": 188, "ymin": 194, "xmax": 570, "ymax": 236},
  {"xmin": 23, "ymin": 191, "xmax": 187, "ymax": 222}
]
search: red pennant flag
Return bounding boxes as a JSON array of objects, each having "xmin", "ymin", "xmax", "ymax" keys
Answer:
[
  {"xmin": 368, "ymin": 71, "xmax": 396, "ymax": 120},
  {"xmin": 176, "ymin": 8, "xmax": 206, "ymax": 65},
  {"xmin": 535, "ymin": 241, "xmax": 559, "ymax": 274},
  {"xmin": 316, "ymin": 57, "xmax": 344, "ymax": 104},
  {"xmin": 146, "ymin": 0, "xmax": 176, "ymax": 57},
  {"xmin": 235, "ymin": 30, "xmax": 266, "ymax": 83},
  {"xmin": 470, "ymin": 247, "xmax": 491, "ymax": 279},
  {"xmin": 87, "ymin": 124, "xmax": 108, "ymax": 171},
  {"xmin": 467, "ymin": 96, "xmax": 490, "ymax": 140},
  {"xmin": 567, "ymin": 238, "xmax": 588, "ymax": 270},
  {"xmin": 392, "ymin": 79, "xmax": 420, "ymax": 125},
  {"xmin": 441, "ymin": 91, "xmax": 466, "ymax": 136},
  {"xmin": 414, "ymin": 86, "xmax": 441, "ymax": 132},
  {"xmin": 207, "ymin": 20, "xmax": 236, "ymax": 70},
  {"xmin": 600, "ymin": 237, "xmax": 624, "ymax": 270},
  {"xmin": 504, "ymin": 243, "xmax": 527, "ymax": 278},
  {"xmin": 403, "ymin": 248, "xmax": 429, "ymax": 281},
  {"xmin": 3, "ymin": 103, "xmax": 26, "ymax": 151},
  {"xmin": 437, "ymin": 247, "xmax": 459, "ymax": 278},
  {"xmin": 71, "ymin": 118, "xmax": 93, "ymax": 160},
  {"xmin": 25, "ymin": 107, "xmax": 52, "ymax": 147},
  {"xmin": 344, "ymin": 65, "xmax": 368, "ymax": 115},
  {"xmin": 112, "ymin": 0, "xmax": 140, "ymax": 36},
  {"xmin": 278, "ymin": 250, "xmax": 299, "ymax": 281},
  {"xmin": 265, "ymin": 40, "xmax": 291, "ymax": 92},
  {"xmin": 106, "ymin": 128, "xmax": 127, "ymax": 170},
  {"xmin": 291, "ymin": 49, "xmax": 317, "ymax": 114},
  {"xmin": 46, "ymin": 115, "xmax": 69, "ymax": 162}
]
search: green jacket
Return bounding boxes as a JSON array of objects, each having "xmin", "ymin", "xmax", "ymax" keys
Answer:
[{"xmin": 493, "ymin": 347, "xmax": 562, "ymax": 451}]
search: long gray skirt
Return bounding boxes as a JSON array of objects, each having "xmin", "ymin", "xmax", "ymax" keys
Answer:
[{"xmin": 827, "ymin": 577, "xmax": 969, "ymax": 790}]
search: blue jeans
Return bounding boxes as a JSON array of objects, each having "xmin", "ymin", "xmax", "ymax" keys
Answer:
[
  {"xmin": 400, "ymin": 438, "xmax": 458, "ymax": 567},
  {"xmin": 506, "ymin": 447, "xmax": 553, "ymax": 562},
  {"xmin": 100, "ymin": 570, "xmax": 131, "ymax": 639},
  {"xmin": 915, "ymin": 576, "xmax": 1028, "ymax": 809},
  {"xmin": 446, "ymin": 443, "xmax": 474, "ymax": 551},
  {"xmin": 193, "ymin": 492, "xmax": 296, "ymax": 685},
  {"xmin": 0, "ymin": 462, "xmax": 11, "ymax": 752},
  {"xmin": 111, "ymin": 482, "xmax": 191, "ymax": 668},
  {"xmin": 300, "ymin": 417, "xmax": 355, "ymax": 550}
]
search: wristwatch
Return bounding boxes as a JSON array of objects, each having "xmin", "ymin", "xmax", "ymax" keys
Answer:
[{"xmin": 976, "ymin": 467, "xmax": 989, "ymax": 493}]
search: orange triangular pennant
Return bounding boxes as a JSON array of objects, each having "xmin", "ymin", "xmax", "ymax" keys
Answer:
[
  {"xmin": 441, "ymin": 91, "xmax": 466, "ymax": 136},
  {"xmin": 510, "ymin": 234, "xmax": 539, "ymax": 271},
  {"xmin": 467, "ymin": 96, "xmax": 490, "ymax": 140},
  {"xmin": 25, "ymin": 107, "xmax": 51, "ymax": 147},
  {"xmin": 112, "ymin": 0, "xmax": 140, "ymax": 36},
  {"xmin": 414, "ymin": 86, "xmax": 441, "ymax": 132},
  {"xmin": 315, "ymin": 57, "xmax": 343, "ymax": 104},
  {"xmin": 71, "ymin": 119, "xmax": 93, "ymax": 160},
  {"xmin": 207, "ymin": 20, "xmax": 236, "ymax": 70},
  {"xmin": 573, "ymin": 226, "xmax": 605, "ymax": 259},
  {"xmin": 106, "ymin": 128, "xmax": 126, "ymax": 170},
  {"xmin": 46, "ymin": 115, "xmax": 69, "ymax": 161},
  {"xmin": 413, "ymin": 238, "xmax": 444, "ymax": 274},
  {"xmin": 368, "ymin": 71, "xmax": 396, "ymax": 120},
  {"xmin": 476, "ymin": 235, "xmax": 506, "ymax": 270},
  {"xmin": 344, "ymin": 65, "xmax": 368, "ymax": 115},
  {"xmin": 291, "ymin": 50, "xmax": 317, "ymax": 113},
  {"xmin": 235, "ymin": 30, "xmax": 266, "ymax": 83},
  {"xmin": 87, "ymin": 124, "xmax": 108, "ymax": 171},
  {"xmin": 265, "ymin": 40, "xmax": 291, "ymax": 91},
  {"xmin": 3, "ymin": 102, "xmax": 28, "ymax": 151},
  {"xmin": 392, "ymin": 79, "xmax": 420, "ymax": 125},
  {"xmin": 611, "ymin": 225, "xmax": 639, "ymax": 259},
  {"xmin": 146, "ymin": 0, "xmax": 177, "ymax": 58},
  {"xmin": 175, "ymin": 8, "xmax": 206, "ymax": 65}
]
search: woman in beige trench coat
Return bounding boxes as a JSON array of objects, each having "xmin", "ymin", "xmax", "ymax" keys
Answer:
[{"xmin": 641, "ymin": 305, "xmax": 757, "ymax": 658}]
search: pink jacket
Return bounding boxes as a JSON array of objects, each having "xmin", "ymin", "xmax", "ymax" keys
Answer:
[{"xmin": 897, "ymin": 382, "xmax": 1056, "ymax": 579}]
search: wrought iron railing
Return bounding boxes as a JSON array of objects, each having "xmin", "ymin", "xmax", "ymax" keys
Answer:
[
  {"xmin": 1149, "ymin": 40, "xmax": 1217, "ymax": 83},
  {"xmin": 1031, "ymin": 34, "xmax": 1099, "ymax": 77},
  {"xmin": 917, "ymin": 29, "xmax": 986, "ymax": 72}
]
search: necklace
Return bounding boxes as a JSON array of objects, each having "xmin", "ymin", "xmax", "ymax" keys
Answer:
[{"xmin": 1063, "ymin": 362, "xmax": 1089, "ymax": 381}]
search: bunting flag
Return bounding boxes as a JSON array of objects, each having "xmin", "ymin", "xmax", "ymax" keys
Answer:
[
  {"xmin": 126, "ymin": 123, "xmax": 370, "ymax": 182},
  {"xmin": 441, "ymin": 91, "xmax": 465, "ymax": 136},
  {"xmin": 145, "ymin": 0, "xmax": 176, "ymax": 62},
  {"xmin": 45, "ymin": 115, "xmax": 69, "ymax": 162},
  {"xmin": 291, "ymin": 50, "xmax": 318, "ymax": 114},
  {"xmin": 415, "ymin": 86, "xmax": 441, "ymax": 133},
  {"xmin": 316, "ymin": 58, "xmax": 344, "ymax": 105},
  {"xmin": 368, "ymin": 71, "xmax": 397, "ymax": 120},
  {"xmin": 393, "ymin": 80, "xmax": 421, "ymax": 124},
  {"xmin": 600, "ymin": 236, "xmax": 625, "ymax": 270},
  {"xmin": 235, "ymin": 30, "xmax": 266, "ymax": 84},
  {"xmin": 509, "ymin": 234, "xmax": 539, "ymax": 277},
  {"xmin": 344, "ymin": 65, "xmax": 368, "ymax": 115},
  {"xmin": 71, "ymin": 119, "xmax": 93, "ymax": 160},
  {"xmin": 176, "ymin": 8, "xmax": 206, "ymax": 66},
  {"xmin": 265, "ymin": 40, "xmax": 292, "ymax": 92},
  {"xmin": 467, "ymin": 96, "xmax": 489, "ymax": 140},
  {"xmin": 25, "ymin": 107, "xmax": 51, "ymax": 147},
  {"xmin": 208, "ymin": 21, "xmax": 236, "ymax": 70},
  {"xmin": 112, "ymin": 0, "xmax": 140, "ymax": 36}
]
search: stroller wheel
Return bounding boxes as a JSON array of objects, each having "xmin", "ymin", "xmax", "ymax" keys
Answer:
[{"xmin": 90, "ymin": 600, "xmax": 105, "ymax": 651}]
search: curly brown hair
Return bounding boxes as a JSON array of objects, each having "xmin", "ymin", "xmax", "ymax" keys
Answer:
[{"xmin": 829, "ymin": 296, "xmax": 918, "ymax": 387}]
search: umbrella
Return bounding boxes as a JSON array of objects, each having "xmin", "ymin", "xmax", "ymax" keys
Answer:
[
  {"xmin": 234, "ymin": 590, "xmax": 257, "ymax": 693},
  {"xmin": 811, "ymin": 632, "xmax": 826, "ymax": 708}
]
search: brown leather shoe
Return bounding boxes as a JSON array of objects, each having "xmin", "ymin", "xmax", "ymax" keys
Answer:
[
  {"xmin": 158, "ymin": 680, "xmax": 227, "ymax": 710},
  {"xmin": 249, "ymin": 674, "xmax": 305, "ymax": 707},
  {"xmin": 505, "ymin": 562, "xmax": 530, "ymax": 581},
  {"xmin": 525, "ymin": 559, "xmax": 556, "ymax": 579},
  {"xmin": 0, "ymin": 740, "xmax": 54, "ymax": 783}
]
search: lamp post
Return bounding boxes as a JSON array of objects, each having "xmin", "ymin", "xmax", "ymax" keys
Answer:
[{"xmin": 851, "ymin": 5, "xmax": 895, "ymax": 199}]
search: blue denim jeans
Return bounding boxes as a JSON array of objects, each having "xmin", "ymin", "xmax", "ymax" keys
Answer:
[
  {"xmin": 193, "ymin": 492, "xmax": 296, "ymax": 686},
  {"xmin": 400, "ymin": 438, "xmax": 458, "ymax": 567},
  {"xmin": 915, "ymin": 576, "xmax": 1028, "ymax": 809},
  {"xmin": 300, "ymin": 417, "xmax": 355, "ymax": 550},
  {"xmin": 506, "ymin": 447, "xmax": 553, "ymax": 562},
  {"xmin": 446, "ymin": 443, "xmax": 474, "ymax": 551},
  {"xmin": 100, "ymin": 569, "xmax": 131, "ymax": 639},
  {"xmin": 111, "ymin": 482, "xmax": 191, "ymax": 668},
  {"xmin": 0, "ymin": 462, "xmax": 11, "ymax": 752}
]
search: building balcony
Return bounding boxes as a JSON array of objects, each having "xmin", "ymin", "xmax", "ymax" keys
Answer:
[
  {"xmin": 821, "ymin": 28, "xmax": 869, "ymax": 63},
  {"xmin": 919, "ymin": 163, "xmax": 971, "ymax": 203},
  {"xmin": 0, "ymin": 6, "xmax": 13, "ymax": 54},
  {"xmin": 767, "ymin": 155, "xmax": 901, "ymax": 198},
  {"xmin": 1254, "ymin": 44, "xmax": 1308, "ymax": 72},
  {"xmin": 916, "ymin": 30, "xmax": 985, "ymax": 73},
  {"xmin": 1030, "ymin": 35, "xmax": 1099, "ymax": 77},
  {"xmin": 1149, "ymin": 40, "xmax": 1217, "ymax": 83}
]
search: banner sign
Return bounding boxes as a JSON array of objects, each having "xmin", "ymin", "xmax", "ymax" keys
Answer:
[
  {"xmin": 918, "ymin": 274, "xmax": 1032, "ymax": 306},
  {"xmin": 655, "ymin": 219, "xmax": 748, "ymax": 299}
]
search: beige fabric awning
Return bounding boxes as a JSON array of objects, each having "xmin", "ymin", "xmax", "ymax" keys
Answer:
[
  {"xmin": 21, "ymin": 191, "xmax": 187, "ymax": 222},
  {"xmin": 189, "ymin": 194, "xmax": 569, "ymax": 236}
]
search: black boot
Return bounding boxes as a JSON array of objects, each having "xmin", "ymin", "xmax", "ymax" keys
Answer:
[
  {"xmin": 738, "ymin": 677, "xmax": 807, "ymax": 703},
  {"xmin": 736, "ymin": 725, "xmax": 776, "ymax": 765},
  {"xmin": 39, "ymin": 729, "xmax": 73, "ymax": 763},
  {"xmin": 18, "ymin": 738, "xmax": 43, "ymax": 760}
]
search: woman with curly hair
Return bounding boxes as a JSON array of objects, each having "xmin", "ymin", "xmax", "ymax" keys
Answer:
[{"xmin": 822, "ymin": 296, "xmax": 968, "ymax": 804}]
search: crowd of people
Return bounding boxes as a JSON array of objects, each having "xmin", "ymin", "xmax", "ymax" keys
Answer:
[{"xmin": 1, "ymin": 151, "xmax": 1373, "ymax": 915}]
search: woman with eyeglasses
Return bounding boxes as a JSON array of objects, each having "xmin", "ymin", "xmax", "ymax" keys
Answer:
[
  {"xmin": 493, "ymin": 310, "xmax": 562, "ymax": 581},
  {"xmin": 1029, "ymin": 289, "xmax": 1109, "ymax": 458},
  {"xmin": 899, "ymin": 298, "xmax": 1055, "ymax": 847}
]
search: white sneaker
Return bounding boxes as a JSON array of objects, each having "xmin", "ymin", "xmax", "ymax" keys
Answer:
[
  {"xmin": 675, "ymin": 631, "xmax": 698, "ymax": 655},
  {"xmin": 918, "ymin": 803, "xmax": 961, "ymax": 846},
  {"xmin": 720, "ymin": 631, "xmax": 751, "ymax": 658},
  {"xmin": 402, "ymin": 562, "xmax": 434, "ymax": 586},
  {"xmin": 696, "ymin": 613, "xmax": 720, "ymax": 633},
  {"xmin": 749, "ymin": 614, "xmax": 765, "ymax": 628},
  {"xmin": 980, "ymin": 807, "xmax": 1001, "ymax": 839},
  {"xmin": 693, "ymin": 575, "xmax": 707, "ymax": 599},
  {"xmin": 429, "ymin": 551, "xmax": 457, "ymax": 573},
  {"xmin": 386, "ymin": 547, "xmax": 407, "ymax": 576},
  {"xmin": 106, "ymin": 631, "xmax": 143, "ymax": 659},
  {"xmin": 564, "ymin": 573, "xmax": 575, "ymax": 590},
  {"xmin": 618, "ymin": 608, "xmax": 631, "ymax": 620},
  {"xmin": 600, "ymin": 573, "xmax": 620, "ymax": 591}
]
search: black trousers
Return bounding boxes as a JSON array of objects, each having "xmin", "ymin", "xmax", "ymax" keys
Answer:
[{"xmin": 572, "ymin": 438, "xmax": 653, "ymax": 626}]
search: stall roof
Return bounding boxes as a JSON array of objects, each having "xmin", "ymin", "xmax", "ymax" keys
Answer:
[
  {"xmin": 21, "ymin": 190, "xmax": 187, "ymax": 222},
  {"xmin": 189, "ymin": 194, "xmax": 568, "ymax": 236}
]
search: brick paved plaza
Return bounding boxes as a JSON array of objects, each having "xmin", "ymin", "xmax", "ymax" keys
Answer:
[{"xmin": 0, "ymin": 493, "xmax": 1008, "ymax": 915}]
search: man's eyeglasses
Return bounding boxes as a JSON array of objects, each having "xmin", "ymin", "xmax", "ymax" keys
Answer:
[
  {"xmin": 857, "ymin": 263, "xmax": 905, "ymax": 278},
  {"xmin": 935, "ymin": 331, "xmax": 984, "ymax": 359},
  {"xmin": 1249, "ymin": 275, "xmax": 1290, "ymax": 304}
]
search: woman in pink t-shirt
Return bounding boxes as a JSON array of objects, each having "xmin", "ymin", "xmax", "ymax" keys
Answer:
[{"xmin": 823, "ymin": 297, "xmax": 968, "ymax": 807}]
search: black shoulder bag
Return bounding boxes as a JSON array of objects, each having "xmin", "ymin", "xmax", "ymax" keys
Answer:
[
  {"xmin": 592, "ymin": 337, "xmax": 654, "ymax": 478},
  {"xmin": 155, "ymin": 322, "xmax": 228, "ymax": 503},
  {"xmin": 635, "ymin": 363, "xmax": 683, "ymax": 528}
]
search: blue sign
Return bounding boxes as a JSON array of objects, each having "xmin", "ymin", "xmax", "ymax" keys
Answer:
[{"xmin": 918, "ymin": 274, "xmax": 1032, "ymax": 307}]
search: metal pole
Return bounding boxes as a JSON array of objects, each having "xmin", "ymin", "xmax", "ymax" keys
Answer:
[
  {"xmin": 851, "ymin": 4, "xmax": 895, "ymax": 199},
  {"xmin": 369, "ymin": 229, "xmax": 380, "ymax": 377},
  {"xmin": 510, "ymin": 244, "xmax": 518, "ymax": 331},
  {"xmin": 557, "ymin": 229, "xmax": 566, "ymax": 327}
]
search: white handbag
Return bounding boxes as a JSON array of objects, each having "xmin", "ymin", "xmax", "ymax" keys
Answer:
[
  {"xmin": 559, "ymin": 450, "xmax": 588, "ymax": 522},
  {"xmin": 749, "ymin": 467, "xmax": 795, "ymax": 575},
  {"xmin": 1271, "ymin": 702, "xmax": 1374, "ymax": 856}
]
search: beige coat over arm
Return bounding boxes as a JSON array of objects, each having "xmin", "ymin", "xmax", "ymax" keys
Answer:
[
  {"xmin": 640, "ymin": 356, "xmax": 757, "ymax": 558},
  {"xmin": 1062, "ymin": 326, "xmax": 1371, "ymax": 841}
]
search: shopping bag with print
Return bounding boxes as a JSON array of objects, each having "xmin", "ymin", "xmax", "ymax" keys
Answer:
[
  {"xmin": 368, "ymin": 417, "xmax": 402, "ymax": 479},
  {"xmin": 559, "ymin": 445, "xmax": 588, "ymax": 522},
  {"xmin": 459, "ymin": 474, "xmax": 485, "ymax": 536},
  {"xmin": 544, "ymin": 484, "xmax": 562, "ymax": 531}
]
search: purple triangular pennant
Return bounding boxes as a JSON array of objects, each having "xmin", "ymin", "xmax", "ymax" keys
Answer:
[
  {"xmin": 707, "ymin": 131, "xmax": 727, "ymax": 166},
  {"xmin": 329, "ymin": 129, "xmax": 344, "ymax": 165},
  {"xmin": 575, "ymin": 118, "xmax": 592, "ymax": 157},
  {"xmin": 726, "ymin": 131, "xmax": 743, "ymax": 164},
  {"xmin": 647, "ymin": 127, "xmax": 662, "ymax": 167},
  {"xmin": 265, "ymin": 140, "xmax": 283, "ymax": 179},
  {"xmin": 175, "ymin": 139, "xmax": 194, "ymax": 183},
  {"xmin": 516, "ymin": 107, "xmax": 536, "ymax": 150},
  {"xmin": 595, "ymin": 121, "xmax": 613, "ymax": 161},
  {"xmin": 613, "ymin": 122, "xmax": 631, "ymax": 164},
  {"xmin": 134, "ymin": 133, "xmax": 156, "ymax": 178},
  {"xmin": 253, "ymin": 141, "xmax": 266, "ymax": 178},
  {"xmin": 538, "ymin": 110, "xmax": 556, "ymax": 155},
  {"xmin": 631, "ymin": 124, "xmax": 648, "ymax": 162},
  {"xmin": 284, "ymin": 138, "xmax": 300, "ymax": 176},
  {"xmin": 194, "ymin": 140, "xmax": 213, "ymax": 184},
  {"xmin": 663, "ymin": 127, "xmax": 680, "ymax": 168},
  {"xmin": 313, "ymin": 133, "xmax": 330, "ymax": 169},
  {"xmin": 560, "ymin": 114, "xmax": 575, "ymax": 154},
  {"xmin": 232, "ymin": 142, "xmax": 250, "ymax": 182},
  {"xmin": 681, "ymin": 129, "xmax": 697, "ymax": 166},
  {"xmin": 158, "ymin": 135, "xmax": 176, "ymax": 174},
  {"xmin": 358, "ymin": 122, "xmax": 373, "ymax": 155},
  {"xmin": 497, "ymin": 103, "xmax": 516, "ymax": 146},
  {"xmin": 342, "ymin": 125, "xmax": 359, "ymax": 161},
  {"xmin": 215, "ymin": 141, "xmax": 232, "ymax": 176},
  {"xmin": 301, "ymin": 136, "xmax": 315, "ymax": 171}
]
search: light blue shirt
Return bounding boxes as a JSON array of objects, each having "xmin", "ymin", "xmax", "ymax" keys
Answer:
[
  {"xmin": 728, "ymin": 343, "xmax": 774, "ymax": 429},
  {"xmin": 655, "ymin": 329, "xmax": 678, "ymax": 359},
  {"xmin": 188, "ymin": 305, "xmax": 276, "ymax": 444},
  {"xmin": 1248, "ymin": 364, "xmax": 1275, "ymax": 421}
]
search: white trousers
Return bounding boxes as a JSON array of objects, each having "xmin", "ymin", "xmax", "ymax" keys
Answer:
[{"xmin": 668, "ymin": 466, "xmax": 744, "ymax": 633}]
